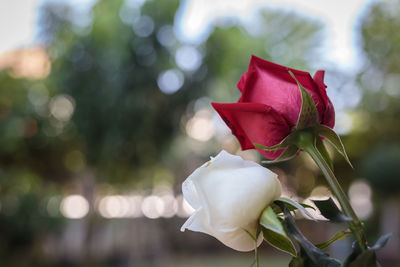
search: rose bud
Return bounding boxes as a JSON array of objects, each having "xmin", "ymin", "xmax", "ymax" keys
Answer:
[
  {"xmin": 180, "ymin": 150, "xmax": 281, "ymax": 251},
  {"xmin": 212, "ymin": 55, "xmax": 335, "ymax": 160}
]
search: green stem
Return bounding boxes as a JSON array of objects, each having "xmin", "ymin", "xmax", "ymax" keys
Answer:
[
  {"xmin": 296, "ymin": 131, "xmax": 368, "ymax": 252},
  {"xmin": 255, "ymin": 239, "xmax": 259, "ymax": 267}
]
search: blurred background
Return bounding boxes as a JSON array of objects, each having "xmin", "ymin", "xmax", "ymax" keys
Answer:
[{"xmin": 0, "ymin": 0, "xmax": 399, "ymax": 266}]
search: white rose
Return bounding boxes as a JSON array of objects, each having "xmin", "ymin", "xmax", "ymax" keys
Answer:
[{"xmin": 180, "ymin": 150, "xmax": 281, "ymax": 252}]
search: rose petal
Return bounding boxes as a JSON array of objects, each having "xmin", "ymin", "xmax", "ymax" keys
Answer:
[
  {"xmin": 313, "ymin": 70, "xmax": 328, "ymax": 104},
  {"xmin": 323, "ymin": 98, "xmax": 335, "ymax": 128},
  {"xmin": 212, "ymin": 221, "xmax": 264, "ymax": 252},
  {"xmin": 191, "ymin": 151, "xmax": 281, "ymax": 230},
  {"xmin": 183, "ymin": 208, "xmax": 263, "ymax": 251},
  {"xmin": 240, "ymin": 55, "xmax": 326, "ymax": 127},
  {"xmin": 236, "ymin": 70, "xmax": 249, "ymax": 93},
  {"xmin": 180, "ymin": 150, "xmax": 281, "ymax": 252},
  {"xmin": 211, "ymin": 102, "xmax": 291, "ymax": 160},
  {"xmin": 313, "ymin": 70, "xmax": 335, "ymax": 128}
]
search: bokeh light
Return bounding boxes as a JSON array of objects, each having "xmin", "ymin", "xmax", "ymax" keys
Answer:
[
  {"xmin": 141, "ymin": 195, "xmax": 164, "ymax": 219},
  {"xmin": 60, "ymin": 195, "xmax": 89, "ymax": 219},
  {"xmin": 49, "ymin": 94, "xmax": 75, "ymax": 122},
  {"xmin": 157, "ymin": 69, "xmax": 184, "ymax": 94},
  {"xmin": 175, "ymin": 45, "xmax": 202, "ymax": 72},
  {"xmin": 186, "ymin": 109, "xmax": 215, "ymax": 141},
  {"xmin": 348, "ymin": 180, "xmax": 373, "ymax": 220}
]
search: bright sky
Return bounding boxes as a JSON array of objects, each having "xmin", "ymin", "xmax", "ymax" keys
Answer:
[
  {"xmin": 0, "ymin": 0, "xmax": 373, "ymax": 72},
  {"xmin": 176, "ymin": 0, "xmax": 374, "ymax": 72},
  {"xmin": 0, "ymin": 0, "xmax": 41, "ymax": 53}
]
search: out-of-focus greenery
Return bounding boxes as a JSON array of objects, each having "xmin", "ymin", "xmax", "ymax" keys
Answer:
[{"xmin": 356, "ymin": 0, "xmax": 400, "ymax": 195}]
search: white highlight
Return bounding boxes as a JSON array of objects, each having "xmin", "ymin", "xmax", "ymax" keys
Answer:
[
  {"xmin": 141, "ymin": 195, "xmax": 165, "ymax": 219},
  {"xmin": 349, "ymin": 180, "xmax": 373, "ymax": 220},
  {"xmin": 157, "ymin": 69, "xmax": 184, "ymax": 94},
  {"xmin": 98, "ymin": 195, "xmax": 129, "ymax": 218},
  {"xmin": 175, "ymin": 45, "xmax": 202, "ymax": 72},
  {"xmin": 60, "ymin": 195, "xmax": 89, "ymax": 219},
  {"xmin": 186, "ymin": 109, "xmax": 215, "ymax": 141},
  {"xmin": 49, "ymin": 94, "xmax": 75, "ymax": 122}
]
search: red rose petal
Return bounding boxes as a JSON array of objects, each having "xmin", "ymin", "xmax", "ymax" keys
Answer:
[
  {"xmin": 240, "ymin": 55, "xmax": 326, "ymax": 127},
  {"xmin": 211, "ymin": 102, "xmax": 291, "ymax": 160}
]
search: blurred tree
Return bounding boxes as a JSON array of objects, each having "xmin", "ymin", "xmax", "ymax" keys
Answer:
[
  {"xmin": 37, "ymin": 0, "xmax": 212, "ymax": 184},
  {"xmin": 0, "ymin": 0, "xmax": 326, "ymax": 265},
  {"xmin": 356, "ymin": 0, "xmax": 400, "ymax": 194}
]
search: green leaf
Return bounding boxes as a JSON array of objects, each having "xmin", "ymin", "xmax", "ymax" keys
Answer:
[
  {"xmin": 288, "ymin": 70, "xmax": 319, "ymax": 130},
  {"xmin": 313, "ymin": 198, "xmax": 351, "ymax": 223},
  {"xmin": 343, "ymin": 233, "xmax": 391, "ymax": 267},
  {"xmin": 288, "ymin": 253, "xmax": 305, "ymax": 267},
  {"xmin": 275, "ymin": 197, "xmax": 316, "ymax": 220},
  {"xmin": 313, "ymin": 124, "xmax": 353, "ymax": 168},
  {"xmin": 316, "ymin": 230, "xmax": 351, "ymax": 250},
  {"xmin": 260, "ymin": 206, "xmax": 297, "ymax": 256},
  {"xmin": 261, "ymin": 145, "xmax": 299, "ymax": 164},
  {"xmin": 316, "ymin": 137, "xmax": 334, "ymax": 170},
  {"xmin": 346, "ymin": 233, "xmax": 391, "ymax": 267},
  {"xmin": 277, "ymin": 203, "xmax": 341, "ymax": 267}
]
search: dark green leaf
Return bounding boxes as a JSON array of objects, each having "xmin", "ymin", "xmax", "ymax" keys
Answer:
[
  {"xmin": 275, "ymin": 197, "xmax": 315, "ymax": 220},
  {"xmin": 343, "ymin": 241, "xmax": 363, "ymax": 267},
  {"xmin": 343, "ymin": 233, "xmax": 391, "ymax": 267},
  {"xmin": 313, "ymin": 198, "xmax": 351, "ymax": 222},
  {"xmin": 316, "ymin": 230, "xmax": 351, "ymax": 250},
  {"xmin": 313, "ymin": 124, "xmax": 353, "ymax": 168},
  {"xmin": 289, "ymin": 251, "xmax": 306, "ymax": 267},
  {"xmin": 316, "ymin": 137, "xmax": 334, "ymax": 170},
  {"xmin": 348, "ymin": 250, "xmax": 378, "ymax": 267},
  {"xmin": 278, "ymin": 203, "xmax": 341, "ymax": 267},
  {"xmin": 288, "ymin": 70, "xmax": 319, "ymax": 130},
  {"xmin": 260, "ymin": 206, "xmax": 297, "ymax": 256}
]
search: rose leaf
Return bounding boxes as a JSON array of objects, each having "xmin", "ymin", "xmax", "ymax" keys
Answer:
[
  {"xmin": 260, "ymin": 206, "xmax": 297, "ymax": 257},
  {"xmin": 313, "ymin": 198, "xmax": 351, "ymax": 223}
]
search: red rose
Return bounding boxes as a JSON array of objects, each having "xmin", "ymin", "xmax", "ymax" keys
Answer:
[{"xmin": 212, "ymin": 55, "xmax": 335, "ymax": 160}]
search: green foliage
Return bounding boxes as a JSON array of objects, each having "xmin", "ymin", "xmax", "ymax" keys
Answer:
[
  {"xmin": 260, "ymin": 206, "xmax": 297, "ymax": 257},
  {"xmin": 315, "ymin": 230, "xmax": 351, "ymax": 250},
  {"xmin": 313, "ymin": 197, "xmax": 350, "ymax": 222},
  {"xmin": 277, "ymin": 204, "xmax": 341, "ymax": 267},
  {"xmin": 275, "ymin": 197, "xmax": 315, "ymax": 220},
  {"xmin": 360, "ymin": 143, "xmax": 400, "ymax": 194},
  {"xmin": 344, "ymin": 234, "xmax": 391, "ymax": 267},
  {"xmin": 313, "ymin": 125, "xmax": 353, "ymax": 168}
]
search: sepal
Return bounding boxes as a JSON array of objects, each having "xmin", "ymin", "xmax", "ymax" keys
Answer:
[
  {"xmin": 288, "ymin": 70, "xmax": 319, "ymax": 130},
  {"xmin": 313, "ymin": 124, "xmax": 353, "ymax": 168}
]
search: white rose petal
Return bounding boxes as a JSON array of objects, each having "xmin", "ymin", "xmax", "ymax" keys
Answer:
[{"xmin": 181, "ymin": 150, "xmax": 282, "ymax": 252}]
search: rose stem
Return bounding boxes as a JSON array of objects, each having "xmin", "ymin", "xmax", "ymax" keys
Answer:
[
  {"xmin": 296, "ymin": 131, "xmax": 368, "ymax": 252},
  {"xmin": 254, "ymin": 238, "xmax": 259, "ymax": 267}
]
